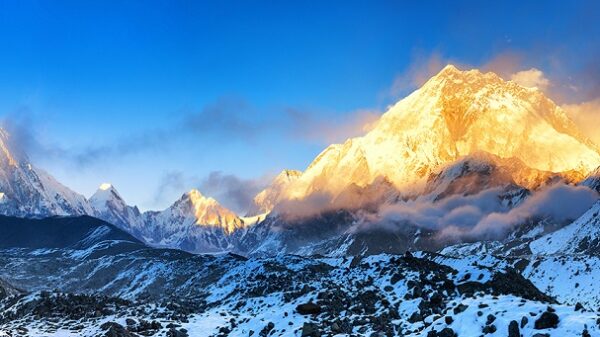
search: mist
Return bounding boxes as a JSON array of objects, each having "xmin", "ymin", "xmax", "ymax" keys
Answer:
[{"xmin": 371, "ymin": 184, "xmax": 598, "ymax": 243}]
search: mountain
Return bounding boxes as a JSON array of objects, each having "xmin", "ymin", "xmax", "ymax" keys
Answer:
[
  {"xmin": 1, "ymin": 65, "xmax": 599, "ymax": 259},
  {"xmin": 276, "ymin": 65, "xmax": 600, "ymax": 208},
  {"xmin": 2, "ymin": 65, "xmax": 600, "ymax": 335},
  {"xmin": 0, "ymin": 215, "xmax": 141, "ymax": 249},
  {"xmin": 89, "ymin": 183, "xmax": 143, "ymax": 230},
  {"xmin": 251, "ymin": 169, "xmax": 301, "ymax": 214},
  {"xmin": 423, "ymin": 151, "xmax": 577, "ymax": 201},
  {"xmin": 0, "ymin": 128, "xmax": 252, "ymax": 253},
  {"xmin": 0, "ymin": 129, "xmax": 93, "ymax": 217},
  {"xmin": 136, "ymin": 189, "xmax": 249, "ymax": 252},
  {"xmin": 240, "ymin": 152, "xmax": 547, "ymax": 257}
]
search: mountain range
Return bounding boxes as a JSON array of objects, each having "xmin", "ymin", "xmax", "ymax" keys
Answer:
[
  {"xmin": 1, "ymin": 65, "xmax": 599, "ymax": 258},
  {"xmin": 2, "ymin": 65, "xmax": 600, "ymax": 336}
]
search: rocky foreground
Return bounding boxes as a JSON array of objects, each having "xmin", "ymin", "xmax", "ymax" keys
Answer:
[{"xmin": 1, "ymin": 251, "xmax": 599, "ymax": 337}]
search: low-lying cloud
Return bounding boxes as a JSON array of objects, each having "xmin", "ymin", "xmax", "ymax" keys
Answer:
[{"xmin": 374, "ymin": 184, "xmax": 598, "ymax": 242}]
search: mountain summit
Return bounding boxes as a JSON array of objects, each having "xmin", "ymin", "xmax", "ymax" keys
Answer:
[
  {"xmin": 0, "ymin": 128, "xmax": 93, "ymax": 217},
  {"xmin": 279, "ymin": 65, "xmax": 600, "ymax": 204}
]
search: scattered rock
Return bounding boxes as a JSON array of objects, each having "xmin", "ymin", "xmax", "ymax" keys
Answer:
[
  {"xmin": 296, "ymin": 302, "xmax": 321, "ymax": 315},
  {"xmin": 508, "ymin": 320, "xmax": 520, "ymax": 337},
  {"xmin": 453, "ymin": 304, "xmax": 468, "ymax": 315},
  {"xmin": 534, "ymin": 311, "xmax": 559, "ymax": 329},
  {"xmin": 482, "ymin": 324, "xmax": 496, "ymax": 334},
  {"xmin": 301, "ymin": 323, "xmax": 321, "ymax": 337}
]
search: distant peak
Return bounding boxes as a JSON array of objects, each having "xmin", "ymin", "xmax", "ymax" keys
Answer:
[
  {"xmin": 186, "ymin": 189, "xmax": 208, "ymax": 201},
  {"xmin": 90, "ymin": 182, "xmax": 124, "ymax": 206},
  {"xmin": 178, "ymin": 188, "xmax": 244, "ymax": 234},
  {"xmin": 184, "ymin": 189, "xmax": 221, "ymax": 208},
  {"xmin": 440, "ymin": 64, "xmax": 460, "ymax": 73},
  {"xmin": 433, "ymin": 64, "xmax": 499, "ymax": 81},
  {"xmin": 278, "ymin": 169, "xmax": 302, "ymax": 179},
  {"xmin": 0, "ymin": 127, "xmax": 28, "ymax": 166},
  {"xmin": 99, "ymin": 183, "xmax": 114, "ymax": 191}
]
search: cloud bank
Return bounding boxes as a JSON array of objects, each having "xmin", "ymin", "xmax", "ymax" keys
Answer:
[{"xmin": 372, "ymin": 184, "xmax": 598, "ymax": 242}]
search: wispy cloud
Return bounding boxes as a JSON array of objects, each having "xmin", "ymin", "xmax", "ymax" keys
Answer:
[
  {"xmin": 562, "ymin": 98, "xmax": 600, "ymax": 146},
  {"xmin": 386, "ymin": 51, "xmax": 451, "ymax": 99},
  {"xmin": 285, "ymin": 107, "xmax": 380, "ymax": 144},
  {"xmin": 197, "ymin": 171, "xmax": 271, "ymax": 214},
  {"xmin": 510, "ymin": 68, "xmax": 551, "ymax": 91},
  {"xmin": 151, "ymin": 170, "xmax": 271, "ymax": 214},
  {"xmin": 1, "ymin": 97, "xmax": 267, "ymax": 168},
  {"xmin": 2, "ymin": 94, "xmax": 383, "ymax": 169}
]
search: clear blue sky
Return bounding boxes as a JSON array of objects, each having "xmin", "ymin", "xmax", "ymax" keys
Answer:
[{"xmin": 0, "ymin": 0, "xmax": 599, "ymax": 211}]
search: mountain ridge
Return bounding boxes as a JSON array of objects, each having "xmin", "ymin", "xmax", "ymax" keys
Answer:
[{"xmin": 1, "ymin": 65, "xmax": 600, "ymax": 256}]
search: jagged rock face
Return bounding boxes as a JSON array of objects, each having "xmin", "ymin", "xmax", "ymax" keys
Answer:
[
  {"xmin": 279, "ymin": 65, "xmax": 600, "ymax": 206},
  {"xmin": 0, "ymin": 129, "xmax": 93, "ymax": 217}
]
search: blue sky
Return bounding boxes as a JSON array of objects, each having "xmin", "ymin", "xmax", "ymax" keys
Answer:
[{"xmin": 0, "ymin": 1, "xmax": 599, "ymax": 211}]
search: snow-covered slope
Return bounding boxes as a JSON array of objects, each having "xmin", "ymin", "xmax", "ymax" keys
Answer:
[
  {"xmin": 581, "ymin": 167, "xmax": 600, "ymax": 192},
  {"xmin": 530, "ymin": 201, "xmax": 600, "ymax": 255},
  {"xmin": 1, "ymin": 245, "xmax": 597, "ymax": 337},
  {"xmin": 278, "ymin": 65, "xmax": 599, "ymax": 209},
  {"xmin": 0, "ymin": 129, "xmax": 93, "ymax": 217}
]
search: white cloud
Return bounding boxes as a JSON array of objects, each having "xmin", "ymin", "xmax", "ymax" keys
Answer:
[
  {"xmin": 367, "ymin": 184, "xmax": 598, "ymax": 242},
  {"xmin": 510, "ymin": 68, "xmax": 551, "ymax": 91}
]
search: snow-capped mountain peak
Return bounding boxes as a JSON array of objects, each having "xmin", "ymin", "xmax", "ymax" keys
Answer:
[
  {"xmin": 90, "ymin": 183, "xmax": 123, "ymax": 206},
  {"xmin": 278, "ymin": 65, "xmax": 600, "ymax": 206},
  {"xmin": 89, "ymin": 183, "xmax": 142, "ymax": 230},
  {"xmin": 0, "ymin": 127, "xmax": 93, "ymax": 217},
  {"xmin": 183, "ymin": 189, "xmax": 244, "ymax": 234}
]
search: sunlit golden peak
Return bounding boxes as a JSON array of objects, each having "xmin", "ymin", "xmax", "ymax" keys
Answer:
[
  {"xmin": 0, "ymin": 128, "xmax": 19, "ymax": 167},
  {"xmin": 276, "ymin": 65, "xmax": 600, "ymax": 205},
  {"xmin": 184, "ymin": 188, "xmax": 244, "ymax": 234}
]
